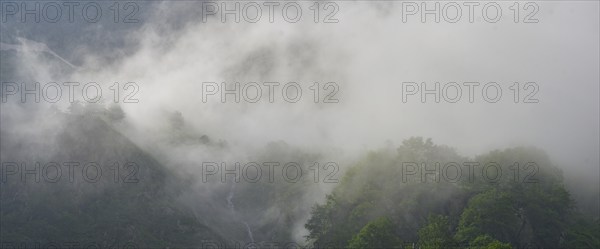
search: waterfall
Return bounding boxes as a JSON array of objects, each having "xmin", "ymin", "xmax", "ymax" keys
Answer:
[
  {"xmin": 243, "ymin": 222, "xmax": 255, "ymax": 243},
  {"xmin": 226, "ymin": 180, "xmax": 236, "ymax": 210},
  {"xmin": 226, "ymin": 179, "xmax": 255, "ymax": 243}
]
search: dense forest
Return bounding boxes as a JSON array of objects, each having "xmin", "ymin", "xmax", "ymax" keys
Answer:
[{"xmin": 305, "ymin": 138, "xmax": 600, "ymax": 248}]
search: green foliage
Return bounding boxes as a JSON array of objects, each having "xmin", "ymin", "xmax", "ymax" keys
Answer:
[
  {"xmin": 561, "ymin": 217, "xmax": 600, "ymax": 248},
  {"xmin": 418, "ymin": 215, "xmax": 455, "ymax": 249},
  {"xmin": 348, "ymin": 217, "xmax": 402, "ymax": 249},
  {"xmin": 468, "ymin": 235, "xmax": 513, "ymax": 249},
  {"xmin": 455, "ymin": 189, "xmax": 519, "ymax": 244},
  {"xmin": 457, "ymin": 148, "xmax": 573, "ymax": 248},
  {"xmin": 305, "ymin": 137, "xmax": 598, "ymax": 249},
  {"xmin": 306, "ymin": 137, "xmax": 467, "ymax": 247}
]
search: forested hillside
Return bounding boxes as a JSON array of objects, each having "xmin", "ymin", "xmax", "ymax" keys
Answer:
[
  {"xmin": 1, "ymin": 103, "xmax": 598, "ymax": 248},
  {"xmin": 305, "ymin": 138, "xmax": 600, "ymax": 248}
]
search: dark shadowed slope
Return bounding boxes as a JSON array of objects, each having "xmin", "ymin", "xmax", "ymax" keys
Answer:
[{"xmin": 0, "ymin": 110, "xmax": 226, "ymax": 248}]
